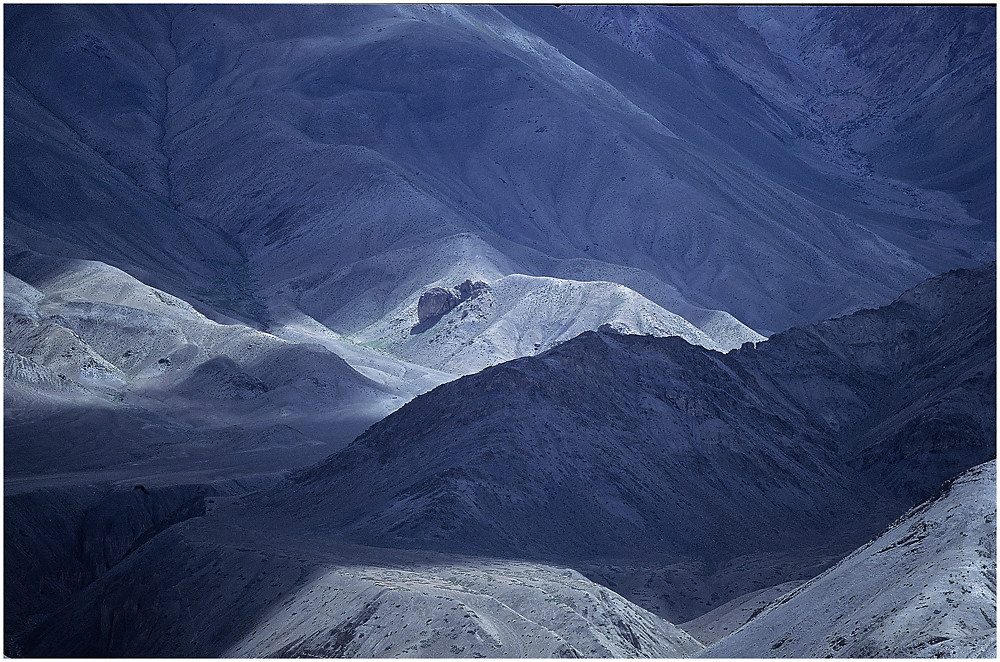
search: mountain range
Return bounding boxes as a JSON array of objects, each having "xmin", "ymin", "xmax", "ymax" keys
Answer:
[
  {"xmin": 5, "ymin": 4, "xmax": 993, "ymax": 344},
  {"xmin": 286, "ymin": 263, "xmax": 995, "ymax": 623},
  {"xmin": 4, "ymin": 3, "xmax": 996, "ymax": 659},
  {"xmin": 6, "ymin": 263, "xmax": 994, "ymax": 658}
]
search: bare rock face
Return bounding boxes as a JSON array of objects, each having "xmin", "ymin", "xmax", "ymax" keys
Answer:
[
  {"xmin": 455, "ymin": 279, "xmax": 489, "ymax": 301},
  {"xmin": 416, "ymin": 280, "xmax": 490, "ymax": 323},
  {"xmin": 417, "ymin": 288, "xmax": 459, "ymax": 323}
]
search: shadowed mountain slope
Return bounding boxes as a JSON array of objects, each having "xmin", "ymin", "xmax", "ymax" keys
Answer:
[
  {"xmin": 6, "ymin": 267, "xmax": 993, "ymax": 655},
  {"xmin": 5, "ymin": 4, "xmax": 992, "ymax": 345},
  {"xmin": 738, "ymin": 5, "xmax": 997, "ymax": 226},
  {"xmin": 286, "ymin": 264, "xmax": 995, "ymax": 621},
  {"xmin": 3, "ymin": 5, "xmax": 995, "ymax": 657},
  {"xmin": 566, "ymin": 4, "xmax": 996, "ymax": 237},
  {"xmin": 15, "ymin": 491, "xmax": 703, "ymax": 658},
  {"xmin": 3, "ymin": 244, "xmax": 443, "ymax": 484}
]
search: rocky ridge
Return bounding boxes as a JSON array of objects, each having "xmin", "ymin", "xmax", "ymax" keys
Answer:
[
  {"xmin": 358, "ymin": 273, "xmax": 761, "ymax": 376},
  {"xmin": 288, "ymin": 264, "xmax": 995, "ymax": 622},
  {"xmin": 6, "ymin": 266, "xmax": 994, "ymax": 658}
]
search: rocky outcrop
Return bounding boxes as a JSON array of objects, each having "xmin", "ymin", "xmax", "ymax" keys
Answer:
[
  {"xmin": 455, "ymin": 279, "xmax": 489, "ymax": 301},
  {"xmin": 416, "ymin": 288, "xmax": 459, "ymax": 323},
  {"xmin": 416, "ymin": 280, "xmax": 490, "ymax": 323}
]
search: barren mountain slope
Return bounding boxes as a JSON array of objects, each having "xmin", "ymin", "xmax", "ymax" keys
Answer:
[
  {"xmin": 566, "ymin": 4, "xmax": 995, "ymax": 244},
  {"xmin": 735, "ymin": 264, "xmax": 996, "ymax": 504},
  {"xmin": 703, "ymin": 460, "xmax": 997, "ymax": 658},
  {"xmin": 7, "ymin": 267, "xmax": 993, "ymax": 657},
  {"xmin": 18, "ymin": 495, "xmax": 702, "ymax": 658},
  {"xmin": 281, "ymin": 265, "xmax": 994, "ymax": 622},
  {"xmin": 353, "ymin": 273, "xmax": 763, "ymax": 375},
  {"xmin": 738, "ymin": 5, "xmax": 997, "ymax": 225},
  {"xmin": 3, "ymin": 245, "xmax": 446, "ymax": 484},
  {"xmin": 678, "ymin": 581, "xmax": 805, "ymax": 645},
  {"xmin": 3, "ymin": 5, "xmax": 995, "ymax": 659},
  {"xmin": 5, "ymin": 4, "xmax": 991, "ymax": 342}
]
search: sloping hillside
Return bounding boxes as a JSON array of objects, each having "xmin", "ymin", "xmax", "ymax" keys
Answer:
[
  {"xmin": 5, "ymin": 4, "xmax": 991, "ymax": 343},
  {"xmin": 703, "ymin": 460, "xmax": 997, "ymax": 658},
  {"xmin": 17, "ymin": 498, "xmax": 703, "ymax": 658},
  {"xmin": 353, "ymin": 273, "xmax": 763, "ymax": 375},
  {"xmin": 285, "ymin": 265, "xmax": 995, "ymax": 621},
  {"xmin": 7, "ymin": 267, "xmax": 993, "ymax": 656},
  {"xmin": 3, "ymin": 5, "xmax": 994, "ymax": 658},
  {"xmin": 4, "ymin": 245, "xmax": 442, "ymax": 483}
]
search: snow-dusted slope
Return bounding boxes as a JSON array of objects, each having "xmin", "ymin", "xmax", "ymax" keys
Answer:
[
  {"xmin": 354, "ymin": 273, "xmax": 763, "ymax": 375},
  {"xmin": 703, "ymin": 460, "xmax": 997, "ymax": 658}
]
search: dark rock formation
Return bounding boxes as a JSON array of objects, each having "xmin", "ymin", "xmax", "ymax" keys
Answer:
[
  {"xmin": 455, "ymin": 279, "xmax": 489, "ymax": 301},
  {"xmin": 416, "ymin": 280, "xmax": 490, "ymax": 324},
  {"xmin": 417, "ymin": 288, "xmax": 459, "ymax": 323}
]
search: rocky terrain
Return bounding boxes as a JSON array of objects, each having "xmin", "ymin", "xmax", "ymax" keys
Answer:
[
  {"xmin": 568, "ymin": 5, "xmax": 996, "ymax": 255},
  {"xmin": 4, "ymin": 3, "xmax": 995, "ymax": 659},
  {"xmin": 355, "ymin": 274, "xmax": 762, "ymax": 376},
  {"xmin": 704, "ymin": 460, "xmax": 997, "ymax": 658},
  {"xmin": 7, "ymin": 264, "xmax": 994, "ymax": 659},
  {"xmin": 5, "ymin": 4, "xmax": 992, "ymax": 348},
  {"xmin": 18, "ymin": 503, "xmax": 703, "ymax": 658},
  {"xmin": 4, "ymin": 243, "xmax": 450, "ymax": 484},
  {"xmin": 283, "ymin": 264, "xmax": 995, "ymax": 624},
  {"xmin": 678, "ymin": 580, "xmax": 805, "ymax": 645}
]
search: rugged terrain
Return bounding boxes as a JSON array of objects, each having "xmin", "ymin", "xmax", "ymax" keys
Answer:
[
  {"xmin": 5, "ymin": 244, "xmax": 450, "ymax": 484},
  {"xmin": 354, "ymin": 273, "xmax": 761, "ymax": 375},
  {"xmin": 4, "ymin": 3, "xmax": 995, "ymax": 659},
  {"xmin": 7, "ymin": 264, "xmax": 994, "ymax": 659},
  {"xmin": 18, "ymin": 500, "xmax": 703, "ymax": 658},
  {"xmin": 284, "ymin": 264, "xmax": 995, "ymax": 623},
  {"xmin": 704, "ymin": 460, "xmax": 997, "ymax": 658},
  {"xmin": 5, "ymin": 5, "xmax": 993, "ymax": 352}
]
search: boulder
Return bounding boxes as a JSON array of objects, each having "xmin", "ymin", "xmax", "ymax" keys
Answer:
[
  {"xmin": 417, "ymin": 280, "xmax": 491, "ymax": 323},
  {"xmin": 417, "ymin": 288, "xmax": 459, "ymax": 322}
]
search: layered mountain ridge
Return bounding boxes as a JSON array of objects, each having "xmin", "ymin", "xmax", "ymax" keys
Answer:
[
  {"xmin": 5, "ymin": 4, "xmax": 993, "ymax": 350},
  {"xmin": 4, "ymin": 243, "xmax": 448, "ymax": 484},
  {"xmin": 8, "ymin": 263, "xmax": 994, "ymax": 658},
  {"xmin": 286, "ymin": 263, "xmax": 995, "ymax": 622},
  {"xmin": 4, "ymin": 4, "xmax": 995, "ymax": 659}
]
